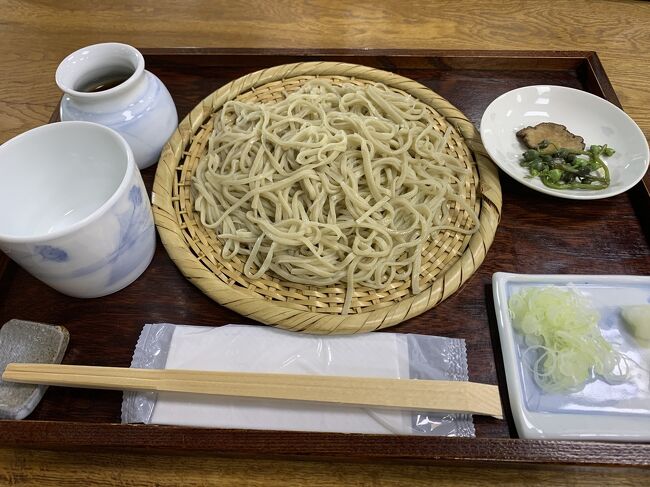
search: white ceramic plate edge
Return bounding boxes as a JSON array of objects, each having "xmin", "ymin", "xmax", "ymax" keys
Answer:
[{"xmin": 492, "ymin": 272, "xmax": 650, "ymax": 442}]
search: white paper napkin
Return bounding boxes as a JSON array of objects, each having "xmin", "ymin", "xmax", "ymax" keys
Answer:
[{"xmin": 150, "ymin": 325, "xmax": 412, "ymax": 434}]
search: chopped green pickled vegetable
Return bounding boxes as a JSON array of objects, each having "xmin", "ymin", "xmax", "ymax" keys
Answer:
[{"xmin": 518, "ymin": 141, "xmax": 614, "ymax": 190}]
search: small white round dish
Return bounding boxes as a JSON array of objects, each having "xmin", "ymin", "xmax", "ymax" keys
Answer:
[{"xmin": 480, "ymin": 85, "xmax": 649, "ymax": 200}]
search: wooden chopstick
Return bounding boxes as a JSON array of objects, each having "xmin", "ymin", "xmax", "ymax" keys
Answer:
[{"xmin": 2, "ymin": 363, "xmax": 503, "ymax": 418}]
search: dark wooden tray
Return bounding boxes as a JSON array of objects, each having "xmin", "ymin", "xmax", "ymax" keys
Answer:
[{"xmin": 1, "ymin": 49, "xmax": 649, "ymax": 467}]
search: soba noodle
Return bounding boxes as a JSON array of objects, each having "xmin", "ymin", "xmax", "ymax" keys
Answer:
[{"xmin": 192, "ymin": 80, "xmax": 480, "ymax": 314}]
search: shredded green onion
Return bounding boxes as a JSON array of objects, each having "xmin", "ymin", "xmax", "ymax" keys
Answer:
[{"xmin": 508, "ymin": 286, "xmax": 628, "ymax": 393}]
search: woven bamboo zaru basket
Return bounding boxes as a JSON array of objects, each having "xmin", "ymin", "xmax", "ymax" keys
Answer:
[{"xmin": 152, "ymin": 62, "xmax": 502, "ymax": 334}]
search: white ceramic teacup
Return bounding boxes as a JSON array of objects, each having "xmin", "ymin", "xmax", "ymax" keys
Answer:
[
  {"xmin": 56, "ymin": 42, "xmax": 178, "ymax": 170},
  {"xmin": 0, "ymin": 121, "xmax": 156, "ymax": 297}
]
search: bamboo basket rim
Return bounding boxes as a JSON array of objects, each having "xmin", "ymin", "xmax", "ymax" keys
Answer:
[{"xmin": 152, "ymin": 61, "xmax": 502, "ymax": 334}]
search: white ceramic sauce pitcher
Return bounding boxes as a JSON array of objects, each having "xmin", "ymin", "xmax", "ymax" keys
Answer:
[{"xmin": 56, "ymin": 43, "xmax": 178, "ymax": 170}]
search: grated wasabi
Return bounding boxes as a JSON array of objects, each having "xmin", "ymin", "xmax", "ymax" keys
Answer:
[
  {"xmin": 508, "ymin": 286, "xmax": 628, "ymax": 393},
  {"xmin": 621, "ymin": 305, "xmax": 650, "ymax": 344}
]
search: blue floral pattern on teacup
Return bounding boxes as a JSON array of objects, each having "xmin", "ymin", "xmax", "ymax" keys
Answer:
[
  {"xmin": 106, "ymin": 184, "xmax": 152, "ymax": 286},
  {"xmin": 35, "ymin": 245, "xmax": 69, "ymax": 262},
  {"xmin": 24, "ymin": 182, "xmax": 154, "ymax": 294}
]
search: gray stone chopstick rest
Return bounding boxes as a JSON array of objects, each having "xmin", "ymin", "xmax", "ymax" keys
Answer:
[{"xmin": 0, "ymin": 319, "xmax": 69, "ymax": 419}]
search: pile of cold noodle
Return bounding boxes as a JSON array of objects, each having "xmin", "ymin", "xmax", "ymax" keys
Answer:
[{"xmin": 193, "ymin": 80, "xmax": 480, "ymax": 314}]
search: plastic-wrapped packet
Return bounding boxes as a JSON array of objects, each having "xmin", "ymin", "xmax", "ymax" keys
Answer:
[{"xmin": 122, "ymin": 324, "xmax": 475, "ymax": 437}]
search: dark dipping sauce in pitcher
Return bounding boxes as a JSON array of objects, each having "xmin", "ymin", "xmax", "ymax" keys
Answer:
[{"xmin": 75, "ymin": 69, "xmax": 134, "ymax": 93}]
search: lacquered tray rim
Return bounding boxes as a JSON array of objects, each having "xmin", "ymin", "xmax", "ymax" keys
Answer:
[{"xmin": 2, "ymin": 48, "xmax": 648, "ymax": 467}]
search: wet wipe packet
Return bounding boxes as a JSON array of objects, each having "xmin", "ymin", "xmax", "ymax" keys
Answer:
[{"xmin": 122, "ymin": 324, "xmax": 474, "ymax": 436}]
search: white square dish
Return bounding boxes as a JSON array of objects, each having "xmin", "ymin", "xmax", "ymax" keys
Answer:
[{"xmin": 492, "ymin": 272, "xmax": 650, "ymax": 441}]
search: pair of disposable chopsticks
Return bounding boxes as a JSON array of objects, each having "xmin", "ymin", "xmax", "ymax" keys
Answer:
[{"xmin": 2, "ymin": 363, "xmax": 503, "ymax": 418}]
